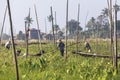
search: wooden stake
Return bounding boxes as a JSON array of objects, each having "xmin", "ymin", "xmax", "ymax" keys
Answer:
[
  {"xmin": 34, "ymin": 5, "xmax": 42, "ymax": 52},
  {"xmin": 96, "ymin": 22, "xmax": 98, "ymax": 54},
  {"xmin": 0, "ymin": 5, "xmax": 7, "ymax": 50},
  {"xmin": 45, "ymin": 19, "xmax": 47, "ymax": 35},
  {"xmin": 84, "ymin": 11, "xmax": 89, "ymax": 40},
  {"xmin": 76, "ymin": 4, "xmax": 80, "ymax": 52},
  {"xmin": 7, "ymin": 0, "xmax": 19, "ymax": 79},
  {"xmin": 113, "ymin": 3, "xmax": 118, "ymax": 73},
  {"xmin": 25, "ymin": 21, "xmax": 28, "ymax": 57},
  {"xmin": 107, "ymin": 0, "xmax": 114, "ymax": 63},
  {"xmin": 50, "ymin": 6, "xmax": 55, "ymax": 51},
  {"xmin": 25, "ymin": 8, "xmax": 31, "ymax": 56},
  {"xmin": 65, "ymin": 0, "xmax": 69, "ymax": 58},
  {"xmin": 54, "ymin": 11, "xmax": 57, "ymax": 46},
  {"xmin": 55, "ymin": 12, "xmax": 57, "ymax": 25}
]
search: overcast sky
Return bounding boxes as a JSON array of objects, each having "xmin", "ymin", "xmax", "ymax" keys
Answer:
[{"xmin": 0, "ymin": 0, "xmax": 120, "ymax": 35}]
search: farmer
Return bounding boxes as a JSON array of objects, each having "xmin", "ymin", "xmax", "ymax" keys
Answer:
[
  {"xmin": 5, "ymin": 40, "xmax": 11, "ymax": 50},
  {"xmin": 58, "ymin": 39, "xmax": 65, "ymax": 56},
  {"xmin": 84, "ymin": 41, "xmax": 91, "ymax": 52},
  {"xmin": 16, "ymin": 49, "xmax": 21, "ymax": 56}
]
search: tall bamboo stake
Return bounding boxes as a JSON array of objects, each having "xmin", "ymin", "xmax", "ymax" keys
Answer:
[
  {"xmin": 96, "ymin": 24, "xmax": 98, "ymax": 54},
  {"xmin": 113, "ymin": 3, "xmax": 118, "ymax": 73},
  {"xmin": 107, "ymin": 0, "xmax": 114, "ymax": 63},
  {"xmin": 0, "ymin": 5, "xmax": 7, "ymax": 52},
  {"xmin": 55, "ymin": 11, "xmax": 57, "ymax": 46},
  {"xmin": 84, "ymin": 11, "xmax": 89, "ymax": 40},
  {"xmin": 25, "ymin": 21, "xmax": 28, "ymax": 57},
  {"xmin": 65, "ymin": 0, "xmax": 69, "ymax": 58},
  {"xmin": 26, "ymin": 8, "xmax": 31, "ymax": 56},
  {"xmin": 44, "ymin": 18, "xmax": 49, "ymax": 46},
  {"xmin": 34, "ymin": 5, "xmax": 42, "ymax": 52},
  {"xmin": 45, "ymin": 18, "xmax": 48, "ymax": 44},
  {"xmin": 55, "ymin": 11, "xmax": 57, "ymax": 25},
  {"xmin": 76, "ymin": 4, "xmax": 80, "ymax": 52},
  {"xmin": 50, "ymin": 6, "xmax": 55, "ymax": 51},
  {"xmin": 45, "ymin": 19, "xmax": 47, "ymax": 35},
  {"xmin": 7, "ymin": 0, "xmax": 19, "ymax": 80}
]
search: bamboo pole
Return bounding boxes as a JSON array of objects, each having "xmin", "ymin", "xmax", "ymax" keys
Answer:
[
  {"xmin": 107, "ymin": 0, "xmax": 114, "ymax": 63},
  {"xmin": 45, "ymin": 19, "xmax": 47, "ymax": 36},
  {"xmin": 113, "ymin": 3, "xmax": 118, "ymax": 73},
  {"xmin": 45, "ymin": 18, "xmax": 48, "ymax": 44},
  {"xmin": 27, "ymin": 8, "xmax": 31, "ymax": 56},
  {"xmin": 25, "ymin": 8, "xmax": 31, "ymax": 56},
  {"xmin": 55, "ymin": 11, "xmax": 57, "ymax": 46},
  {"xmin": 25, "ymin": 8, "xmax": 30, "ymax": 56},
  {"xmin": 34, "ymin": 5, "xmax": 42, "ymax": 52},
  {"xmin": 84, "ymin": 11, "xmax": 89, "ymax": 40},
  {"xmin": 7, "ymin": 0, "xmax": 19, "ymax": 80},
  {"xmin": 44, "ymin": 18, "xmax": 49, "ymax": 47},
  {"xmin": 0, "ymin": 5, "xmax": 7, "ymax": 52},
  {"xmin": 65, "ymin": 0, "xmax": 69, "ymax": 58},
  {"xmin": 76, "ymin": 4, "xmax": 80, "ymax": 52},
  {"xmin": 55, "ymin": 12, "xmax": 57, "ymax": 25},
  {"xmin": 25, "ymin": 21, "xmax": 28, "ymax": 57},
  {"xmin": 96, "ymin": 24, "xmax": 98, "ymax": 54},
  {"xmin": 50, "ymin": 6, "xmax": 55, "ymax": 51}
]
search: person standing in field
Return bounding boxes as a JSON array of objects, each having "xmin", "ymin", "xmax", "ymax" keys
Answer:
[
  {"xmin": 58, "ymin": 39, "xmax": 65, "ymax": 56},
  {"xmin": 5, "ymin": 40, "xmax": 11, "ymax": 50},
  {"xmin": 84, "ymin": 41, "xmax": 91, "ymax": 52}
]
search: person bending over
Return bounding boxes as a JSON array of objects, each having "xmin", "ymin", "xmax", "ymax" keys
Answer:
[
  {"xmin": 5, "ymin": 40, "xmax": 11, "ymax": 50},
  {"xmin": 84, "ymin": 41, "xmax": 91, "ymax": 52}
]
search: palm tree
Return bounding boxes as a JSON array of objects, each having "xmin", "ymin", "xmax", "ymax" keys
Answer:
[
  {"xmin": 25, "ymin": 8, "xmax": 33, "ymax": 27},
  {"xmin": 54, "ymin": 24, "xmax": 60, "ymax": 40},
  {"xmin": 54, "ymin": 24, "xmax": 60, "ymax": 33},
  {"xmin": 113, "ymin": 4, "xmax": 120, "ymax": 12},
  {"xmin": 101, "ymin": 8, "xmax": 109, "ymax": 17},
  {"xmin": 25, "ymin": 16, "xmax": 33, "ymax": 24},
  {"xmin": 48, "ymin": 15, "xmax": 53, "ymax": 22}
]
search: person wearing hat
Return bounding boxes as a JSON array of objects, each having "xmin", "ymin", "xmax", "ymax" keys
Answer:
[{"xmin": 58, "ymin": 39, "xmax": 65, "ymax": 56}]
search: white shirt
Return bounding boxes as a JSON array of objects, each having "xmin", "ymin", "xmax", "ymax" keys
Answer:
[{"xmin": 5, "ymin": 41, "xmax": 10, "ymax": 49}]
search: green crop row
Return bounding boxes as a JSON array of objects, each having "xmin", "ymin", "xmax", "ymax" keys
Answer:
[{"xmin": 0, "ymin": 40, "xmax": 120, "ymax": 80}]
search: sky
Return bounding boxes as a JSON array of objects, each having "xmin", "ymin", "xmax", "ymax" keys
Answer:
[{"xmin": 0, "ymin": 0, "xmax": 120, "ymax": 35}]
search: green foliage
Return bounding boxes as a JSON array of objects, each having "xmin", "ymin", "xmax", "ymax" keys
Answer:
[{"xmin": 0, "ymin": 41, "xmax": 120, "ymax": 80}]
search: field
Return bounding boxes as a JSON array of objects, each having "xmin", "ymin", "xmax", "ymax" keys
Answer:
[{"xmin": 0, "ymin": 40, "xmax": 120, "ymax": 80}]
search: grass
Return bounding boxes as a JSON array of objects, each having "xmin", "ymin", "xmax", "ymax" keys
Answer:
[{"xmin": 0, "ymin": 40, "xmax": 120, "ymax": 80}]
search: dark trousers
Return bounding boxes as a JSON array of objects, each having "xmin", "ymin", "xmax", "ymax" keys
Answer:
[
  {"xmin": 60, "ymin": 49, "xmax": 64, "ymax": 56},
  {"xmin": 6, "ymin": 46, "xmax": 10, "ymax": 50}
]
